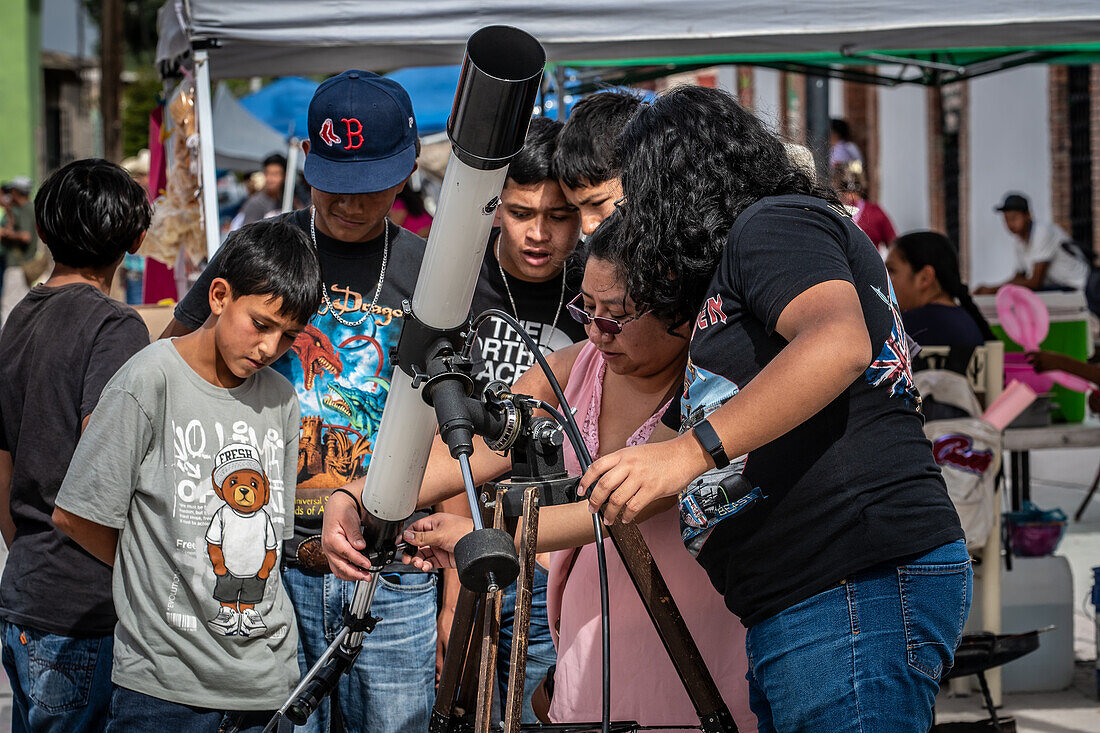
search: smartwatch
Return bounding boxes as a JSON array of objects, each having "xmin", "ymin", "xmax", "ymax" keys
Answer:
[{"xmin": 692, "ymin": 419, "xmax": 730, "ymax": 469}]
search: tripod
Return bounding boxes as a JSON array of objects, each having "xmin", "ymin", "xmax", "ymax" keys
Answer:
[{"xmin": 428, "ymin": 385, "xmax": 737, "ymax": 733}]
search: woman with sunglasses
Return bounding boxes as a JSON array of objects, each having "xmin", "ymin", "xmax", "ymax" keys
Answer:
[
  {"xmin": 321, "ymin": 212, "xmax": 757, "ymax": 732},
  {"xmin": 578, "ymin": 86, "xmax": 969, "ymax": 733}
]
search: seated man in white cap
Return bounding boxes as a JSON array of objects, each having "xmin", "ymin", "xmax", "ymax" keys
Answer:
[{"xmin": 976, "ymin": 192, "xmax": 1089, "ymax": 294}]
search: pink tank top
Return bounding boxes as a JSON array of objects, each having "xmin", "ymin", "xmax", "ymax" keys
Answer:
[{"xmin": 546, "ymin": 342, "xmax": 756, "ymax": 731}]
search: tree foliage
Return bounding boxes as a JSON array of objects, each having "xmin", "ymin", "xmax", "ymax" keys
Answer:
[{"xmin": 84, "ymin": 0, "xmax": 161, "ymax": 64}]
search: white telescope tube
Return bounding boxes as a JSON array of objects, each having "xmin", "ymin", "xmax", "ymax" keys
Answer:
[{"xmin": 358, "ymin": 26, "xmax": 545, "ymax": 522}]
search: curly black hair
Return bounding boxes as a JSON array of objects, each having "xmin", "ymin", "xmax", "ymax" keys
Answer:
[{"xmin": 615, "ymin": 85, "xmax": 839, "ymax": 325}]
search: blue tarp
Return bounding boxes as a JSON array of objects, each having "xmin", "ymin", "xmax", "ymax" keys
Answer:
[
  {"xmin": 241, "ymin": 76, "xmax": 318, "ymax": 140},
  {"xmin": 384, "ymin": 65, "xmax": 461, "ymax": 135},
  {"xmin": 239, "ymin": 68, "xmax": 640, "ymax": 141},
  {"xmin": 240, "ymin": 69, "xmax": 461, "ymax": 139}
]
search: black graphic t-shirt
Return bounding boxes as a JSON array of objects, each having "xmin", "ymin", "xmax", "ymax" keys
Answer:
[
  {"xmin": 176, "ymin": 209, "xmax": 431, "ymax": 572},
  {"xmin": 0, "ymin": 284, "xmax": 151, "ymax": 636},
  {"xmin": 468, "ymin": 229, "xmax": 587, "ymax": 392},
  {"xmin": 679, "ymin": 195, "xmax": 963, "ymax": 627}
]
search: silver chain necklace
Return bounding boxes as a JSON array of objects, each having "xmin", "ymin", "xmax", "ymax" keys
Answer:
[
  {"xmin": 495, "ymin": 235, "xmax": 566, "ymax": 352},
  {"xmin": 310, "ymin": 205, "xmax": 389, "ymax": 328}
]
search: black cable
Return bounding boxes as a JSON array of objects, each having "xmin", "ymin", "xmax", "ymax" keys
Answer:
[{"xmin": 466, "ymin": 308, "xmax": 612, "ymax": 733}]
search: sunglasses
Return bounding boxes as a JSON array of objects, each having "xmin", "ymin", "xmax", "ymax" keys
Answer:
[{"xmin": 566, "ymin": 294, "xmax": 643, "ymax": 335}]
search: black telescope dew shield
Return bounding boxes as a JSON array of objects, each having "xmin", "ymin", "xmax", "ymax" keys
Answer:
[{"xmin": 356, "ymin": 27, "xmax": 545, "ymax": 534}]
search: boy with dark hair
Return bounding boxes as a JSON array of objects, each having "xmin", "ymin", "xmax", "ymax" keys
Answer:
[
  {"xmin": 52, "ymin": 219, "xmax": 321, "ymax": 731},
  {"xmin": 552, "ymin": 91, "xmax": 644, "ymax": 235},
  {"xmin": 471, "ymin": 115, "xmax": 586, "ymax": 387},
  {"xmin": 0, "ymin": 158, "xmax": 152, "ymax": 733},
  {"xmin": 160, "ymin": 70, "xmax": 441, "ymax": 733}
]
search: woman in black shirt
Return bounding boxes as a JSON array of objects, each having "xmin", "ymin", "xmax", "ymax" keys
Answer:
[
  {"xmin": 886, "ymin": 230, "xmax": 994, "ymax": 348},
  {"xmin": 580, "ymin": 86, "xmax": 970, "ymax": 732}
]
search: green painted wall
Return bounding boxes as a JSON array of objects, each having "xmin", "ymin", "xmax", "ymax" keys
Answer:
[{"xmin": 0, "ymin": 0, "xmax": 40, "ymax": 184}]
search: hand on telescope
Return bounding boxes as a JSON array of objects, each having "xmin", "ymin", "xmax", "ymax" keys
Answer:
[
  {"xmin": 401, "ymin": 513, "xmax": 475, "ymax": 571},
  {"xmin": 321, "ymin": 487, "xmax": 374, "ymax": 582},
  {"xmin": 579, "ymin": 436, "xmax": 708, "ymax": 525}
]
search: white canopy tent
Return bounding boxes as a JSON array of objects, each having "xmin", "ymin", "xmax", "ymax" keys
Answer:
[
  {"xmin": 171, "ymin": 1, "xmax": 1100, "ymax": 78},
  {"xmin": 157, "ymin": 0, "xmax": 1100, "ymax": 257}
]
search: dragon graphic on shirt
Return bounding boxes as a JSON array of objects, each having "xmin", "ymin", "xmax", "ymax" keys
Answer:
[
  {"xmin": 322, "ymin": 378, "xmax": 388, "ymax": 436},
  {"xmin": 292, "ymin": 325, "xmax": 342, "ymax": 390},
  {"xmin": 276, "ymin": 289, "xmax": 400, "ymax": 492}
]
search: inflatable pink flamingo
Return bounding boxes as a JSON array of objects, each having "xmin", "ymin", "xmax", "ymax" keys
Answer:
[{"xmin": 996, "ymin": 285, "xmax": 1092, "ymax": 393}]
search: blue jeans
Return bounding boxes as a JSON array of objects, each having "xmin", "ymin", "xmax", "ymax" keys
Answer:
[
  {"xmin": 495, "ymin": 565, "xmax": 556, "ymax": 724},
  {"xmin": 105, "ymin": 686, "xmax": 289, "ymax": 732},
  {"xmin": 282, "ymin": 567, "xmax": 437, "ymax": 733},
  {"xmin": 1, "ymin": 621, "xmax": 114, "ymax": 733},
  {"xmin": 746, "ymin": 540, "xmax": 972, "ymax": 733}
]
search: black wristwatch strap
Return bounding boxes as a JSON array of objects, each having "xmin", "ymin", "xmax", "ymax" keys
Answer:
[{"xmin": 693, "ymin": 419, "xmax": 730, "ymax": 469}]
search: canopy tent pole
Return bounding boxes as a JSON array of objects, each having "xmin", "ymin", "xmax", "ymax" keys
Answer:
[
  {"xmin": 194, "ymin": 48, "xmax": 221, "ymax": 260},
  {"xmin": 283, "ymin": 137, "xmax": 300, "ymax": 213},
  {"xmin": 804, "ymin": 72, "xmax": 830, "ymax": 180}
]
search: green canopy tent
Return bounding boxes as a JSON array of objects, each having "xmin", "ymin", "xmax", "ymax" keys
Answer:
[{"xmin": 553, "ymin": 42, "xmax": 1100, "ymax": 93}]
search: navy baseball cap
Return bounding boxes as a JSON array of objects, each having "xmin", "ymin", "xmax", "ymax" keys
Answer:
[{"xmin": 304, "ymin": 70, "xmax": 418, "ymax": 195}]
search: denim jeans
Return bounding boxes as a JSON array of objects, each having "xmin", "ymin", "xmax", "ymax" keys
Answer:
[
  {"xmin": 746, "ymin": 540, "xmax": 972, "ymax": 733},
  {"xmin": 495, "ymin": 565, "xmax": 556, "ymax": 724},
  {"xmin": 1, "ymin": 621, "xmax": 114, "ymax": 733},
  {"xmin": 282, "ymin": 567, "xmax": 437, "ymax": 733},
  {"xmin": 104, "ymin": 685, "xmax": 289, "ymax": 733}
]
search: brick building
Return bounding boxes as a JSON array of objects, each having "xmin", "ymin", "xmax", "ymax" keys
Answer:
[{"xmin": 663, "ymin": 64, "xmax": 1098, "ymax": 289}]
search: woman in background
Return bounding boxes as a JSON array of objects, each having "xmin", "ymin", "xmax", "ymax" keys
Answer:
[{"xmin": 885, "ymin": 230, "xmax": 995, "ymax": 348}]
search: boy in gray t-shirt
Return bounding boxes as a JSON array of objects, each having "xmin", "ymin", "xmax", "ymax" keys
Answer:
[{"xmin": 54, "ymin": 220, "xmax": 322, "ymax": 731}]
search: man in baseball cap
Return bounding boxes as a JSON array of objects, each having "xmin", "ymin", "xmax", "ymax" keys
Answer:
[
  {"xmin": 164, "ymin": 70, "xmax": 441, "ymax": 733},
  {"xmin": 976, "ymin": 191, "xmax": 1088, "ymax": 294}
]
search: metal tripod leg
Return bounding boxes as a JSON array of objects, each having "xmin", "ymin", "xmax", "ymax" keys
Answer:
[
  {"xmin": 432, "ymin": 489, "xmax": 519, "ymax": 733},
  {"xmin": 433, "ymin": 489, "xmax": 733, "ymax": 732},
  {"xmin": 430, "ymin": 583, "xmax": 480, "ymax": 733},
  {"xmin": 473, "ymin": 491, "xmax": 507, "ymax": 733},
  {"xmin": 606, "ymin": 522, "xmax": 738, "ymax": 732},
  {"xmin": 502, "ymin": 487, "xmax": 540, "ymax": 733}
]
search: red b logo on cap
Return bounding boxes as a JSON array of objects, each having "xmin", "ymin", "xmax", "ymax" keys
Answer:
[{"xmin": 342, "ymin": 118, "xmax": 364, "ymax": 151}]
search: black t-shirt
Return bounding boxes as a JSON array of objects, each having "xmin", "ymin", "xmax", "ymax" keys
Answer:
[
  {"xmin": 468, "ymin": 229, "xmax": 587, "ymax": 392},
  {"xmin": 680, "ymin": 194, "xmax": 963, "ymax": 627},
  {"xmin": 0, "ymin": 284, "xmax": 150, "ymax": 636},
  {"xmin": 902, "ymin": 303, "xmax": 985, "ymax": 348},
  {"xmin": 175, "ymin": 208, "xmax": 431, "ymax": 573}
]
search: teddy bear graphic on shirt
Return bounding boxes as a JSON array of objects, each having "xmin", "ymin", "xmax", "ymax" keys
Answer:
[{"xmin": 204, "ymin": 443, "xmax": 279, "ymax": 638}]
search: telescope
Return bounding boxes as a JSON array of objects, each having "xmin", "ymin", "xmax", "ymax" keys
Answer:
[{"xmin": 265, "ymin": 25, "xmax": 546, "ymax": 730}]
